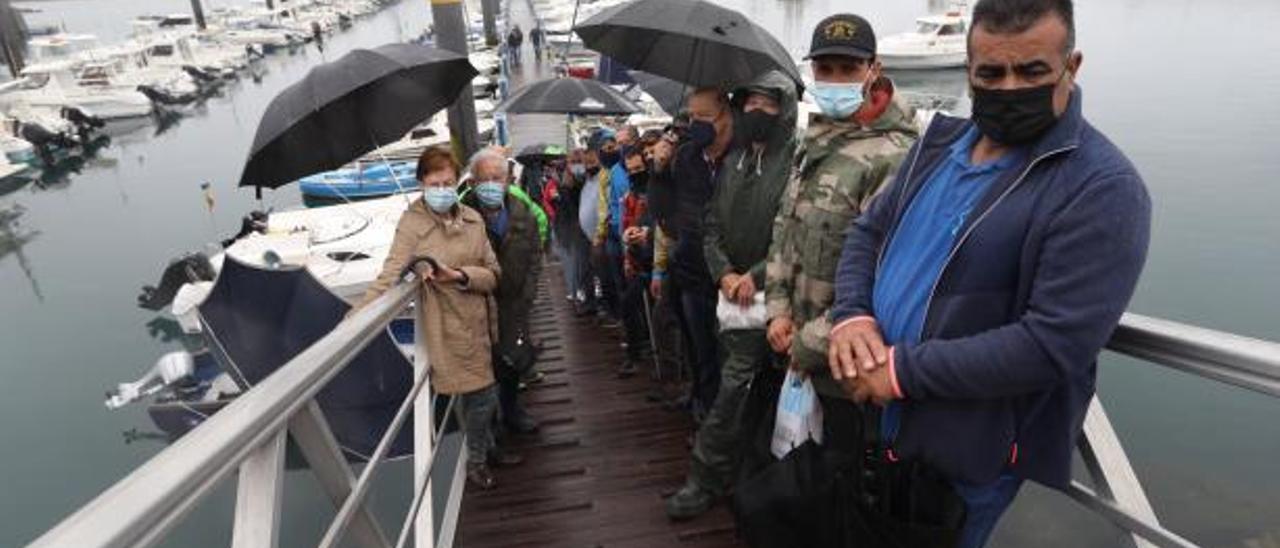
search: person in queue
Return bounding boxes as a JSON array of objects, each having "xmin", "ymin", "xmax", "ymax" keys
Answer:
[
  {"xmin": 351, "ymin": 145, "xmax": 506, "ymax": 490},
  {"xmin": 827, "ymin": 1, "xmax": 1151, "ymax": 546},
  {"xmin": 588, "ymin": 129, "xmax": 625, "ymax": 329},
  {"xmin": 667, "ymin": 88, "xmax": 734, "ymax": 423},
  {"xmin": 618, "ymin": 145, "xmax": 656, "ymax": 378},
  {"xmin": 666, "ymin": 70, "xmax": 800, "ymax": 520},
  {"xmin": 643, "ymin": 130, "xmax": 688, "ymax": 405},
  {"xmin": 461, "ymin": 147, "xmax": 543, "ymax": 439},
  {"xmin": 765, "ymin": 12, "xmax": 920, "ymax": 466}
]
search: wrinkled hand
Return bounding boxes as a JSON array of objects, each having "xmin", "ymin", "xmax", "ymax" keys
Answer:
[
  {"xmin": 719, "ymin": 273, "xmax": 741, "ymax": 301},
  {"xmin": 766, "ymin": 315, "xmax": 795, "ymax": 354},
  {"xmin": 827, "ymin": 318, "xmax": 889, "ymax": 381},
  {"xmin": 649, "ymin": 277, "xmax": 662, "ymax": 299},
  {"xmin": 413, "ymin": 261, "xmax": 435, "ymax": 282},
  {"xmin": 432, "ymin": 264, "xmax": 465, "ymax": 284},
  {"xmin": 730, "ymin": 275, "xmax": 756, "ymax": 307}
]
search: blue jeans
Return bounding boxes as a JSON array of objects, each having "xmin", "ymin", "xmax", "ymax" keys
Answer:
[
  {"xmin": 953, "ymin": 473, "xmax": 1023, "ymax": 548},
  {"xmin": 882, "ymin": 402, "xmax": 1022, "ymax": 548}
]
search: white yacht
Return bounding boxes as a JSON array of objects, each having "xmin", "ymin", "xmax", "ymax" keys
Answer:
[
  {"xmin": 0, "ymin": 61, "xmax": 155, "ymax": 120},
  {"xmin": 879, "ymin": 6, "xmax": 971, "ymax": 70}
]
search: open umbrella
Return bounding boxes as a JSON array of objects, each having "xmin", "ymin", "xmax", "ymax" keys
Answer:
[
  {"xmin": 499, "ymin": 76, "xmax": 640, "ymax": 116},
  {"xmin": 628, "ymin": 70, "xmax": 690, "ymax": 116},
  {"xmin": 516, "ymin": 143, "xmax": 567, "ymax": 165},
  {"xmin": 574, "ymin": 0, "xmax": 802, "ymax": 90},
  {"xmin": 197, "ymin": 258, "xmax": 415, "ymax": 460},
  {"xmin": 238, "ymin": 43, "xmax": 477, "ymax": 195}
]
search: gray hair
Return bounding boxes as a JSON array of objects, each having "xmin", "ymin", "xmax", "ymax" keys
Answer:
[{"xmin": 467, "ymin": 147, "xmax": 509, "ymax": 180}]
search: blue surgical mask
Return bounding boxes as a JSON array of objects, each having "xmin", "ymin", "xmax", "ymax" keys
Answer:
[
  {"xmin": 422, "ymin": 186, "xmax": 458, "ymax": 213},
  {"xmin": 811, "ymin": 81, "xmax": 866, "ymax": 120},
  {"xmin": 570, "ymin": 164, "xmax": 586, "ymax": 177},
  {"xmin": 475, "ymin": 181, "xmax": 506, "ymax": 208}
]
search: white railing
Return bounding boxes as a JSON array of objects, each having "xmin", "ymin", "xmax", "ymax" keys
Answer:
[
  {"xmin": 26, "ymin": 292, "xmax": 1280, "ymax": 548},
  {"xmin": 1071, "ymin": 313, "xmax": 1280, "ymax": 548},
  {"xmin": 29, "ymin": 274, "xmax": 466, "ymax": 548}
]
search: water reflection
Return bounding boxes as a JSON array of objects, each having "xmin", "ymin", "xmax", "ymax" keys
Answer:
[{"xmin": 0, "ymin": 203, "xmax": 43, "ymax": 301}]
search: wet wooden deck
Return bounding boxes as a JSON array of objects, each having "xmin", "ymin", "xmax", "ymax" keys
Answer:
[{"xmin": 454, "ymin": 263, "xmax": 740, "ymax": 547}]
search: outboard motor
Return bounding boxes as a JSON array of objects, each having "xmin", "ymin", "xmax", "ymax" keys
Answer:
[
  {"xmin": 181, "ymin": 64, "xmax": 218, "ymax": 84},
  {"xmin": 18, "ymin": 122, "xmax": 77, "ymax": 166},
  {"xmin": 60, "ymin": 106, "xmax": 105, "ymax": 143},
  {"xmin": 137, "ymin": 84, "xmax": 187, "ymax": 106},
  {"xmin": 138, "ymin": 252, "xmax": 217, "ymax": 310},
  {"xmin": 105, "ymin": 351, "xmax": 197, "ymax": 409},
  {"xmin": 219, "ymin": 209, "xmax": 270, "ymax": 249},
  {"xmin": 245, "ymin": 44, "xmax": 266, "ymax": 61}
]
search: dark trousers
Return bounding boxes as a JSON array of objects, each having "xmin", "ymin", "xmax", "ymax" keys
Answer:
[
  {"xmin": 670, "ymin": 278, "xmax": 720, "ymax": 415},
  {"xmin": 688, "ymin": 329, "xmax": 770, "ymax": 494},
  {"xmin": 598, "ymin": 238, "xmax": 625, "ymax": 319},
  {"xmin": 621, "ymin": 274, "xmax": 651, "ymax": 360}
]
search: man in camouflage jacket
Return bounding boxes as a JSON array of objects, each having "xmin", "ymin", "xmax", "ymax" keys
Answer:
[{"xmin": 765, "ymin": 14, "xmax": 919, "ymax": 403}]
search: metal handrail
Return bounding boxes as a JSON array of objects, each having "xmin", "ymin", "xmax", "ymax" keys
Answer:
[
  {"xmin": 1071, "ymin": 312, "xmax": 1280, "ymax": 548},
  {"xmin": 1109, "ymin": 313, "xmax": 1280, "ymax": 398},
  {"xmin": 29, "ymin": 277, "xmax": 419, "ymax": 548}
]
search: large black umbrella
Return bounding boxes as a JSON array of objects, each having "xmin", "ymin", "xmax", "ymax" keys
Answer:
[
  {"xmin": 498, "ymin": 76, "xmax": 639, "ymax": 115},
  {"xmin": 198, "ymin": 258, "xmax": 415, "ymax": 460},
  {"xmin": 238, "ymin": 43, "xmax": 477, "ymax": 194},
  {"xmin": 574, "ymin": 0, "xmax": 802, "ymax": 90},
  {"xmin": 628, "ymin": 70, "xmax": 690, "ymax": 116}
]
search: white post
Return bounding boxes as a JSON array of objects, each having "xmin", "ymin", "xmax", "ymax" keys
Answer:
[{"xmin": 414, "ymin": 291, "xmax": 435, "ymax": 548}]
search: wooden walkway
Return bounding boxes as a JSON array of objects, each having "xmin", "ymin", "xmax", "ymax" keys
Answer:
[{"xmin": 455, "ymin": 264, "xmax": 740, "ymax": 547}]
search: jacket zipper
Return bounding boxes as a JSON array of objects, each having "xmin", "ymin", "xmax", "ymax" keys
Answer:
[{"xmin": 915, "ymin": 143, "xmax": 1079, "ymax": 342}]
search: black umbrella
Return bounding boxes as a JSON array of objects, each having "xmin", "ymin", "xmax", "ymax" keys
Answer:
[
  {"xmin": 238, "ymin": 43, "xmax": 477, "ymax": 194},
  {"xmin": 628, "ymin": 70, "xmax": 690, "ymax": 116},
  {"xmin": 516, "ymin": 143, "xmax": 567, "ymax": 165},
  {"xmin": 574, "ymin": 0, "xmax": 802, "ymax": 90},
  {"xmin": 498, "ymin": 77, "xmax": 639, "ymax": 115},
  {"xmin": 198, "ymin": 258, "xmax": 415, "ymax": 460}
]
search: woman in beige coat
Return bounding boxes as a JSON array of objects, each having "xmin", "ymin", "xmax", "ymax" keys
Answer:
[{"xmin": 354, "ymin": 145, "xmax": 511, "ymax": 489}]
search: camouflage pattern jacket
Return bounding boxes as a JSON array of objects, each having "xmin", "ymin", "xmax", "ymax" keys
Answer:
[{"xmin": 765, "ymin": 96, "xmax": 919, "ymax": 398}]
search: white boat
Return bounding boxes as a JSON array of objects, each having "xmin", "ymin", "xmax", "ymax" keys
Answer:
[
  {"xmin": 0, "ymin": 153, "xmax": 31, "ymax": 182},
  {"xmin": 879, "ymin": 6, "xmax": 970, "ymax": 70},
  {"xmin": 0, "ymin": 61, "xmax": 155, "ymax": 120}
]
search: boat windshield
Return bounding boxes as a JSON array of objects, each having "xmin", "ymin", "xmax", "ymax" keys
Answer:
[
  {"xmin": 939, "ymin": 22, "xmax": 966, "ymax": 35},
  {"xmin": 916, "ymin": 21, "xmax": 941, "ymax": 34}
]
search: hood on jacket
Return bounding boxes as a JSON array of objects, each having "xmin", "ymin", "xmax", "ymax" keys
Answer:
[
  {"xmin": 731, "ymin": 70, "xmax": 800, "ymax": 149},
  {"xmin": 728, "ymin": 70, "xmax": 801, "ymax": 175}
]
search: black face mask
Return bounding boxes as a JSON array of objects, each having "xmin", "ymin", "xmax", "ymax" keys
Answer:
[
  {"xmin": 586, "ymin": 165, "xmax": 601, "ymax": 176},
  {"xmin": 628, "ymin": 170, "xmax": 649, "ymax": 192},
  {"xmin": 970, "ymin": 75, "xmax": 1065, "ymax": 145},
  {"xmin": 687, "ymin": 120, "xmax": 717, "ymax": 149},
  {"xmin": 599, "ymin": 150, "xmax": 621, "ymax": 168},
  {"xmin": 737, "ymin": 110, "xmax": 778, "ymax": 144}
]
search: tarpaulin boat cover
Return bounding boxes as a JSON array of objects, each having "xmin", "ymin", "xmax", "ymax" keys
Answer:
[{"xmin": 199, "ymin": 257, "xmax": 414, "ymax": 460}]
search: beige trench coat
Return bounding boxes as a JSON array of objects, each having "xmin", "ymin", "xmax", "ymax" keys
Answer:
[{"xmin": 355, "ymin": 199, "xmax": 501, "ymax": 395}]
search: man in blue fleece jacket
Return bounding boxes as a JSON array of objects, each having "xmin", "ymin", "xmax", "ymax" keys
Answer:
[{"xmin": 826, "ymin": 0, "xmax": 1151, "ymax": 546}]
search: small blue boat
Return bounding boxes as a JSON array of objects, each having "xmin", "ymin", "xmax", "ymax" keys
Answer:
[{"xmin": 297, "ymin": 161, "xmax": 418, "ymax": 200}]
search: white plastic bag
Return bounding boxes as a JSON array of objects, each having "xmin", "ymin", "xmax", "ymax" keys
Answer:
[
  {"xmin": 770, "ymin": 369, "xmax": 824, "ymax": 459},
  {"xmin": 716, "ymin": 291, "xmax": 767, "ymax": 331}
]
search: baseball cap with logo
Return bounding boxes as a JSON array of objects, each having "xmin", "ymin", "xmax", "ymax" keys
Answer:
[{"xmin": 805, "ymin": 13, "xmax": 877, "ymax": 60}]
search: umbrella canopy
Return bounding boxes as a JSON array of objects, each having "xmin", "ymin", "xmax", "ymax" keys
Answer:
[
  {"xmin": 516, "ymin": 143, "xmax": 567, "ymax": 165},
  {"xmin": 499, "ymin": 77, "xmax": 640, "ymax": 115},
  {"xmin": 574, "ymin": 0, "xmax": 802, "ymax": 90},
  {"xmin": 199, "ymin": 258, "xmax": 415, "ymax": 460},
  {"xmin": 628, "ymin": 70, "xmax": 690, "ymax": 116},
  {"xmin": 238, "ymin": 43, "xmax": 477, "ymax": 193}
]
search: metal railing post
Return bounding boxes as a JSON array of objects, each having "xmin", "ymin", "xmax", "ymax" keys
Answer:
[
  {"xmin": 1076, "ymin": 397, "xmax": 1160, "ymax": 548},
  {"xmin": 232, "ymin": 431, "xmax": 287, "ymax": 548},
  {"xmin": 414, "ymin": 290, "xmax": 436, "ymax": 548}
]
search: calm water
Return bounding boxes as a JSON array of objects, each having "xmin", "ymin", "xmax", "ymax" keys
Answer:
[{"xmin": 2, "ymin": 0, "xmax": 1278, "ymax": 546}]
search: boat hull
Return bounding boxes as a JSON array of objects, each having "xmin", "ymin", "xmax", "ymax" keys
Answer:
[{"xmin": 880, "ymin": 51, "xmax": 968, "ymax": 70}]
